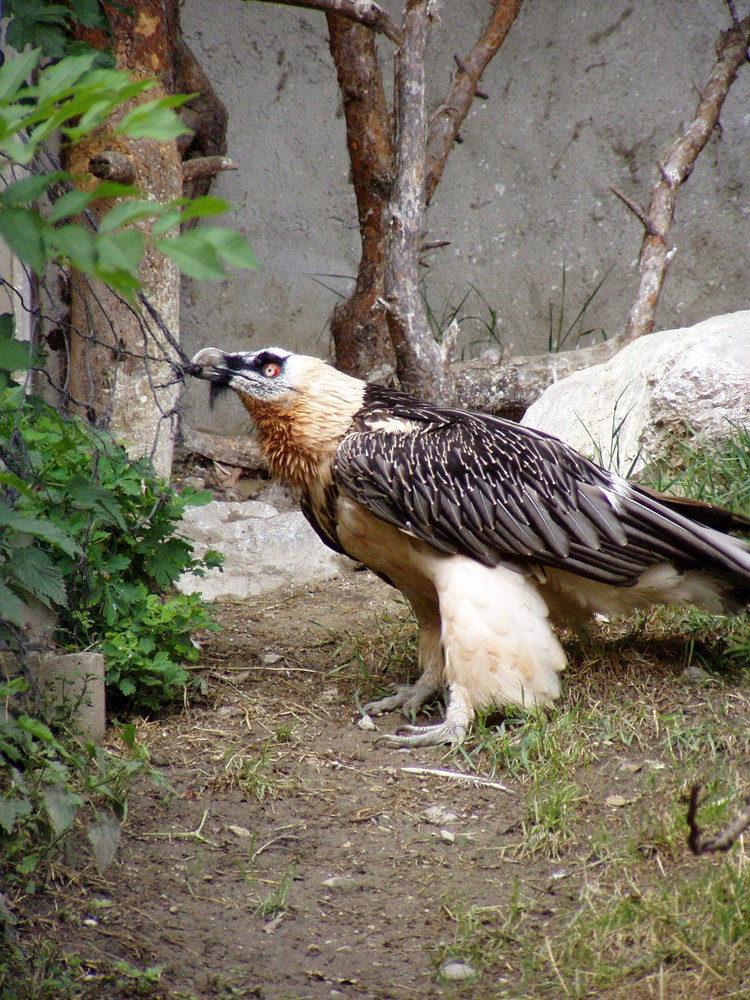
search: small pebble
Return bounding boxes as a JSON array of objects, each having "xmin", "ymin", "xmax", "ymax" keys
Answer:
[
  {"xmin": 440, "ymin": 960, "xmax": 477, "ymax": 982},
  {"xmin": 357, "ymin": 715, "xmax": 377, "ymax": 731},
  {"xmin": 322, "ymin": 876, "xmax": 357, "ymax": 891},
  {"xmin": 682, "ymin": 665, "xmax": 711, "ymax": 683},
  {"xmin": 423, "ymin": 805, "xmax": 458, "ymax": 826},
  {"xmin": 439, "ymin": 829, "xmax": 455, "ymax": 844}
]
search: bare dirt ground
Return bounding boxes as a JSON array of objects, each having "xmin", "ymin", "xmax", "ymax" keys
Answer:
[{"xmin": 14, "ymin": 570, "xmax": 750, "ymax": 1000}]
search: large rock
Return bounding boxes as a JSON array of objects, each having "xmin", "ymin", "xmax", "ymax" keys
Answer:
[
  {"xmin": 177, "ymin": 500, "xmax": 347, "ymax": 601},
  {"xmin": 521, "ymin": 311, "xmax": 750, "ymax": 477}
]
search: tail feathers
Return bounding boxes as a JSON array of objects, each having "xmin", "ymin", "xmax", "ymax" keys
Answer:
[
  {"xmin": 627, "ymin": 486, "xmax": 750, "ymax": 583},
  {"xmin": 637, "ymin": 485, "xmax": 750, "ymax": 534}
]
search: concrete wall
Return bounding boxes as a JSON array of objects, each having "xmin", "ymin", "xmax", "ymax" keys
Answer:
[{"xmin": 180, "ymin": 0, "xmax": 750, "ymax": 434}]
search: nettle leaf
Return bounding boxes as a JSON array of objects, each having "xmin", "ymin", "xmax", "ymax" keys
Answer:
[
  {"xmin": 16, "ymin": 714, "xmax": 56, "ymax": 743},
  {"xmin": 0, "ymin": 581, "xmax": 25, "ymax": 626},
  {"xmin": 0, "ymin": 795, "xmax": 32, "ymax": 834},
  {"xmin": 0, "ymin": 502, "xmax": 82, "ymax": 556},
  {"xmin": 42, "ymin": 784, "xmax": 82, "ymax": 835},
  {"xmin": 87, "ymin": 814, "xmax": 122, "ymax": 872},
  {"xmin": 7, "ymin": 545, "xmax": 67, "ymax": 609}
]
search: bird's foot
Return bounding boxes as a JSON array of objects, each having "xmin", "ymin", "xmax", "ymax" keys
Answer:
[
  {"xmin": 378, "ymin": 719, "xmax": 468, "ymax": 748},
  {"xmin": 364, "ymin": 680, "xmax": 440, "ymax": 719},
  {"xmin": 377, "ymin": 692, "xmax": 473, "ymax": 748}
]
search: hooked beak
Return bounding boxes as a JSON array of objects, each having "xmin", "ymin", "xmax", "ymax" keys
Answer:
[{"xmin": 190, "ymin": 347, "xmax": 228, "ymax": 380}]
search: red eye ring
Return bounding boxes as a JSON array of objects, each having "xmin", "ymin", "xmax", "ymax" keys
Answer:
[{"xmin": 263, "ymin": 363, "xmax": 281, "ymax": 378}]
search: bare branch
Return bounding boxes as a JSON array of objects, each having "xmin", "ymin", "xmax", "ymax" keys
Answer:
[
  {"xmin": 88, "ymin": 150, "xmax": 136, "ymax": 184},
  {"xmin": 385, "ymin": 0, "xmax": 452, "ymax": 400},
  {"xmin": 687, "ymin": 784, "xmax": 750, "ymax": 855},
  {"xmin": 610, "ymin": 186, "xmax": 660, "ymax": 237},
  {"xmin": 619, "ymin": 14, "xmax": 750, "ymax": 343},
  {"xmin": 424, "ymin": 0, "xmax": 524, "ymax": 204},
  {"xmin": 182, "ymin": 155, "xmax": 237, "ymax": 182},
  {"xmin": 250, "ymin": 0, "xmax": 404, "ymax": 45}
]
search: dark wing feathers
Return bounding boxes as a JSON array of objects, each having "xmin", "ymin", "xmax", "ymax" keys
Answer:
[{"xmin": 332, "ymin": 385, "xmax": 750, "ymax": 586}]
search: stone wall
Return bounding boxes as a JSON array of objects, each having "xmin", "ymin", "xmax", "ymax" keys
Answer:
[{"xmin": 180, "ymin": 1, "xmax": 750, "ymax": 434}]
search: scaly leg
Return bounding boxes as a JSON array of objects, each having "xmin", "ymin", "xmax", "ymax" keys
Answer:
[
  {"xmin": 365, "ymin": 593, "xmax": 443, "ymax": 721},
  {"xmin": 378, "ymin": 685, "xmax": 473, "ymax": 747}
]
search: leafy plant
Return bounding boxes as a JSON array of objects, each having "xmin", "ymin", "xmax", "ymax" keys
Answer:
[
  {"xmin": 3, "ymin": 0, "xmax": 113, "ymax": 62},
  {"xmin": 0, "ymin": 386, "xmax": 220, "ymax": 709},
  {"xmin": 0, "ymin": 682, "xmax": 165, "ymax": 881},
  {"xmin": 0, "ymin": 49, "xmax": 255, "ymax": 297}
]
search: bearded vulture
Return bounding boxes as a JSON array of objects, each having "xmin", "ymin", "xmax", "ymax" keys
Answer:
[{"xmin": 191, "ymin": 347, "xmax": 750, "ymax": 747}]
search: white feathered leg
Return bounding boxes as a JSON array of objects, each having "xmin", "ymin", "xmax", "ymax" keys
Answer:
[{"xmin": 382, "ymin": 557, "xmax": 566, "ymax": 748}]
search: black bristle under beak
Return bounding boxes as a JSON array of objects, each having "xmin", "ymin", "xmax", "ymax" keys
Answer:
[{"xmin": 208, "ymin": 380, "xmax": 230, "ymax": 409}]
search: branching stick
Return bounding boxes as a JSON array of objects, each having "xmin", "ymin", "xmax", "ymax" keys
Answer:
[
  {"xmin": 617, "ymin": 14, "xmax": 750, "ymax": 343},
  {"xmin": 384, "ymin": 0, "xmax": 452, "ymax": 400},
  {"xmin": 425, "ymin": 0, "xmax": 524, "ymax": 204}
]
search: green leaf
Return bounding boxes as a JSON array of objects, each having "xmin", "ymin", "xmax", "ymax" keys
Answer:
[
  {"xmin": 47, "ymin": 187, "xmax": 95, "ymax": 223},
  {"xmin": 42, "ymin": 784, "xmax": 81, "ymax": 835},
  {"xmin": 34, "ymin": 51, "xmax": 100, "ymax": 103},
  {"xmin": 158, "ymin": 231, "xmax": 226, "ymax": 279},
  {"xmin": 0, "ymin": 171, "xmax": 65, "ymax": 206},
  {"xmin": 0, "ymin": 795, "xmax": 32, "ymax": 834},
  {"xmin": 96, "ymin": 229, "xmax": 144, "ymax": 276},
  {"xmin": 0, "ymin": 502, "xmax": 81, "ymax": 557},
  {"xmin": 175, "ymin": 195, "xmax": 231, "ymax": 222},
  {"xmin": 70, "ymin": 0, "xmax": 110, "ymax": 30},
  {"xmin": 116, "ymin": 96, "xmax": 193, "ymax": 141},
  {"xmin": 97, "ymin": 199, "xmax": 158, "ymax": 235},
  {"xmin": 7, "ymin": 545, "xmax": 67, "ymax": 608},
  {"xmin": 0, "ymin": 317, "xmax": 33, "ymax": 372},
  {"xmin": 17, "ymin": 714, "xmax": 56, "ymax": 743},
  {"xmin": 0, "ymin": 581, "xmax": 25, "ymax": 626},
  {"xmin": 0, "ymin": 49, "xmax": 40, "ymax": 104},
  {"xmin": 47, "ymin": 223, "xmax": 97, "ymax": 273},
  {"xmin": 0, "ymin": 207, "xmax": 46, "ymax": 273},
  {"xmin": 202, "ymin": 227, "xmax": 257, "ymax": 270}
]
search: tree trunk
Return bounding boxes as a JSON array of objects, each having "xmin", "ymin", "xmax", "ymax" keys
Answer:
[
  {"xmin": 326, "ymin": 14, "xmax": 396, "ymax": 379},
  {"xmin": 66, "ymin": 1, "xmax": 182, "ymax": 477}
]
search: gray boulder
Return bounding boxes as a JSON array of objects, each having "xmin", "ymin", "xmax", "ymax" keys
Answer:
[
  {"xmin": 521, "ymin": 311, "xmax": 750, "ymax": 476},
  {"xmin": 177, "ymin": 500, "xmax": 347, "ymax": 601}
]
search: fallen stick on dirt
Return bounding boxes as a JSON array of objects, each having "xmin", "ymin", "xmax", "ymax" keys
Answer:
[{"xmin": 399, "ymin": 766, "xmax": 513, "ymax": 793}]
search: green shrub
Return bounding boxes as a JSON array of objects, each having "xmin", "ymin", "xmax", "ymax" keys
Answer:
[{"xmin": 0, "ymin": 386, "xmax": 221, "ymax": 711}]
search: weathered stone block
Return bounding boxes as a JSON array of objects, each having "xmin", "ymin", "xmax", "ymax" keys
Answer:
[{"xmin": 176, "ymin": 499, "xmax": 347, "ymax": 601}]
